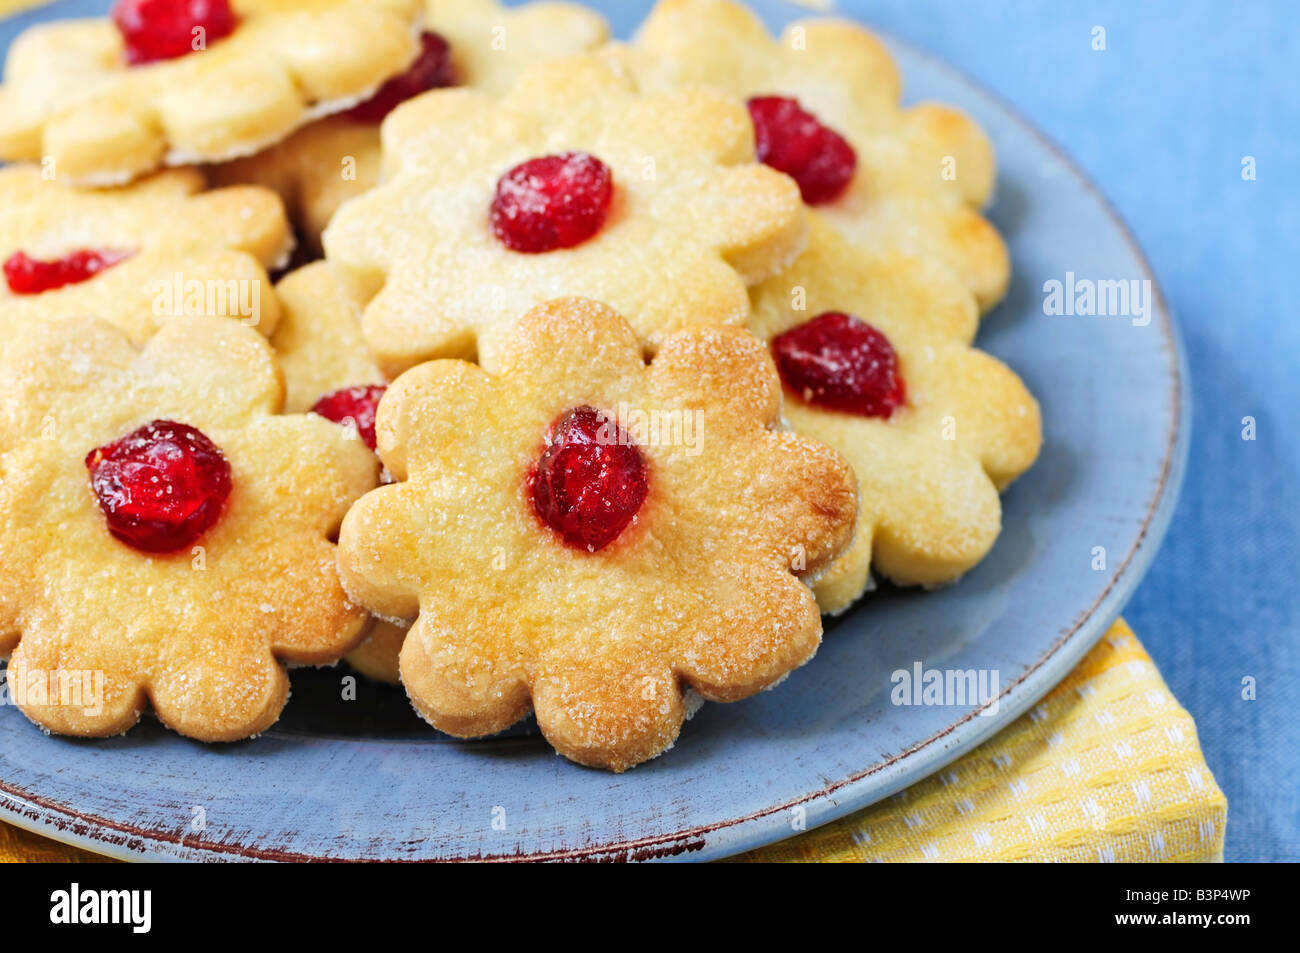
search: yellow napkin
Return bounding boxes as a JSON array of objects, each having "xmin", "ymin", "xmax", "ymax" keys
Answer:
[
  {"xmin": 0, "ymin": 619, "xmax": 1227, "ymax": 862},
  {"xmin": 738, "ymin": 619, "xmax": 1227, "ymax": 861},
  {"xmin": 0, "ymin": 0, "xmax": 47, "ymax": 17}
]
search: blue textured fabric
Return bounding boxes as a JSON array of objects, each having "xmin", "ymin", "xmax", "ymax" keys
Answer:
[
  {"xmin": 593, "ymin": 0, "xmax": 1299, "ymax": 861},
  {"xmin": 788, "ymin": 0, "xmax": 1299, "ymax": 862},
  {"xmin": 849, "ymin": 0, "xmax": 1299, "ymax": 865}
]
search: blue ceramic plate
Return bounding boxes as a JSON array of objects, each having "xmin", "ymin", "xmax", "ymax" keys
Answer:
[{"xmin": 0, "ymin": 0, "xmax": 1187, "ymax": 861}]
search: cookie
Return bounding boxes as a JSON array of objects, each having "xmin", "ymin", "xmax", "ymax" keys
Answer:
[
  {"xmin": 271, "ymin": 261, "xmax": 385, "ymax": 415},
  {"xmin": 323, "ymin": 50, "xmax": 807, "ymax": 377},
  {"xmin": 749, "ymin": 215, "xmax": 1041, "ymax": 613},
  {"xmin": 211, "ymin": 0, "xmax": 610, "ymax": 252},
  {"xmin": 346, "ymin": 619, "xmax": 407, "ymax": 685},
  {"xmin": 270, "ymin": 261, "xmax": 404, "ymax": 682},
  {"xmin": 0, "ymin": 317, "xmax": 378, "ymax": 741},
  {"xmin": 629, "ymin": 0, "xmax": 1010, "ymax": 311},
  {"xmin": 0, "ymin": 166, "xmax": 289, "ymax": 344},
  {"xmin": 0, "ymin": 0, "xmax": 425, "ymax": 186},
  {"xmin": 336, "ymin": 297, "xmax": 857, "ymax": 771}
]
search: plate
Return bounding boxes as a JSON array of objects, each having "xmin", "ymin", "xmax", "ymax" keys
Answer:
[{"xmin": 0, "ymin": 0, "xmax": 1188, "ymax": 862}]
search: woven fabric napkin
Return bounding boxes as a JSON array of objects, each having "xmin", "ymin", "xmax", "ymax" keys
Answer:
[{"xmin": 737, "ymin": 619, "xmax": 1227, "ymax": 862}]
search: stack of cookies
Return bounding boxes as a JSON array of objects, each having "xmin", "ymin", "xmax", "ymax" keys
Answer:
[{"xmin": 0, "ymin": 0, "xmax": 1040, "ymax": 771}]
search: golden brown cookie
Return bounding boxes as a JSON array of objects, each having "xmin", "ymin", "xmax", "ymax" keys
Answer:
[
  {"xmin": 323, "ymin": 50, "xmax": 806, "ymax": 377},
  {"xmin": 211, "ymin": 0, "xmax": 610, "ymax": 251},
  {"xmin": 0, "ymin": 317, "xmax": 378, "ymax": 741},
  {"xmin": 271, "ymin": 261, "xmax": 384, "ymax": 414},
  {"xmin": 336, "ymin": 297, "xmax": 857, "ymax": 771},
  {"xmin": 269, "ymin": 261, "xmax": 405, "ymax": 682},
  {"xmin": 630, "ymin": 0, "xmax": 1009, "ymax": 311},
  {"xmin": 346, "ymin": 620, "xmax": 406, "ymax": 685},
  {"xmin": 749, "ymin": 215, "xmax": 1041, "ymax": 612},
  {"xmin": 0, "ymin": 166, "xmax": 289, "ymax": 343},
  {"xmin": 0, "ymin": 0, "xmax": 424, "ymax": 185}
]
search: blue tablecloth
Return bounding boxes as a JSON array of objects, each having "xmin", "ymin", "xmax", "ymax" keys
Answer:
[{"xmin": 815, "ymin": 0, "xmax": 1299, "ymax": 861}]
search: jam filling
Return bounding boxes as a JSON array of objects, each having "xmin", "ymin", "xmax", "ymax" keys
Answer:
[
  {"xmin": 771, "ymin": 311, "xmax": 905, "ymax": 417},
  {"xmin": 528, "ymin": 406, "xmax": 648, "ymax": 551},
  {"xmin": 112, "ymin": 0, "xmax": 237, "ymax": 66},
  {"xmin": 344, "ymin": 31, "xmax": 457, "ymax": 124},
  {"xmin": 491, "ymin": 152, "xmax": 614, "ymax": 253},
  {"xmin": 86, "ymin": 419, "xmax": 233, "ymax": 553},
  {"xmin": 311, "ymin": 384, "xmax": 387, "ymax": 451},
  {"xmin": 747, "ymin": 95, "xmax": 857, "ymax": 204},
  {"xmin": 4, "ymin": 248, "xmax": 132, "ymax": 295}
]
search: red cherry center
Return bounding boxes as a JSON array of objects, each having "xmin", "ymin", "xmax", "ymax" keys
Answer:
[
  {"xmin": 3, "ymin": 248, "xmax": 133, "ymax": 295},
  {"xmin": 771, "ymin": 312, "xmax": 905, "ymax": 418},
  {"xmin": 528, "ymin": 406, "xmax": 648, "ymax": 552},
  {"xmin": 344, "ymin": 30, "xmax": 457, "ymax": 124},
  {"xmin": 86, "ymin": 420, "xmax": 233, "ymax": 553},
  {"xmin": 490, "ymin": 152, "xmax": 613, "ymax": 253},
  {"xmin": 311, "ymin": 384, "xmax": 387, "ymax": 451},
  {"xmin": 747, "ymin": 96, "xmax": 857, "ymax": 205},
  {"xmin": 111, "ymin": 0, "xmax": 237, "ymax": 66}
]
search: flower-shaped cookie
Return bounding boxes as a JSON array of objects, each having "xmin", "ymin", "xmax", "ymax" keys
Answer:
[
  {"xmin": 749, "ymin": 216, "xmax": 1041, "ymax": 613},
  {"xmin": 346, "ymin": 618, "xmax": 407, "ymax": 685},
  {"xmin": 0, "ymin": 317, "xmax": 378, "ymax": 741},
  {"xmin": 271, "ymin": 261, "xmax": 405, "ymax": 683},
  {"xmin": 323, "ymin": 51, "xmax": 806, "ymax": 376},
  {"xmin": 337, "ymin": 298, "xmax": 857, "ymax": 771},
  {"xmin": 272, "ymin": 262, "xmax": 385, "ymax": 414},
  {"xmin": 211, "ymin": 0, "xmax": 610, "ymax": 251},
  {"xmin": 0, "ymin": 0, "xmax": 424, "ymax": 185},
  {"xmin": 631, "ymin": 0, "xmax": 1009, "ymax": 311},
  {"xmin": 0, "ymin": 166, "xmax": 289, "ymax": 344}
]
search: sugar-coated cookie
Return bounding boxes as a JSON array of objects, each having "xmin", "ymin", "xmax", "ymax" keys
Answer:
[
  {"xmin": 211, "ymin": 0, "xmax": 610, "ymax": 251},
  {"xmin": 336, "ymin": 297, "xmax": 856, "ymax": 771},
  {"xmin": 0, "ymin": 317, "xmax": 378, "ymax": 741},
  {"xmin": 0, "ymin": 166, "xmax": 289, "ymax": 344},
  {"xmin": 323, "ymin": 50, "xmax": 807, "ymax": 377},
  {"xmin": 630, "ymin": 0, "xmax": 1009, "ymax": 311},
  {"xmin": 749, "ymin": 216, "xmax": 1041, "ymax": 613},
  {"xmin": 270, "ymin": 261, "xmax": 406, "ymax": 682},
  {"xmin": 0, "ymin": 0, "xmax": 424, "ymax": 185},
  {"xmin": 271, "ymin": 261, "xmax": 385, "ymax": 414},
  {"xmin": 346, "ymin": 619, "xmax": 407, "ymax": 685}
]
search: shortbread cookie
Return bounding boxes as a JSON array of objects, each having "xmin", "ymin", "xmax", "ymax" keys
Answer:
[
  {"xmin": 0, "ymin": 0, "xmax": 424, "ymax": 185},
  {"xmin": 323, "ymin": 51, "xmax": 806, "ymax": 376},
  {"xmin": 749, "ymin": 216, "xmax": 1040, "ymax": 613},
  {"xmin": 336, "ymin": 298, "xmax": 856, "ymax": 771},
  {"xmin": 630, "ymin": 0, "xmax": 1009, "ymax": 311},
  {"xmin": 0, "ymin": 166, "xmax": 288, "ymax": 343},
  {"xmin": 210, "ymin": 0, "xmax": 610, "ymax": 251},
  {"xmin": 271, "ymin": 262, "xmax": 385, "ymax": 414},
  {"xmin": 0, "ymin": 317, "xmax": 378, "ymax": 742},
  {"xmin": 346, "ymin": 619, "xmax": 407, "ymax": 685},
  {"xmin": 270, "ymin": 262, "xmax": 405, "ymax": 683}
]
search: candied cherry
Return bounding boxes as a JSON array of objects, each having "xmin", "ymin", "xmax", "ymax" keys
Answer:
[
  {"xmin": 111, "ymin": 0, "xmax": 237, "ymax": 66},
  {"xmin": 345, "ymin": 31, "xmax": 457, "ymax": 123},
  {"xmin": 311, "ymin": 385, "xmax": 387, "ymax": 451},
  {"xmin": 529, "ymin": 406, "xmax": 648, "ymax": 552},
  {"xmin": 771, "ymin": 311, "xmax": 905, "ymax": 418},
  {"xmin": 490, "ymin": 152, "xmax": 613, "ymax": 253},
  {"xmin": 86, "ymin": 420, "xmax": 233, "ymax": 553},
  {"xmin": 747, "ymin": 95, "xmax": 857, "ymax": 204},
  {"xmin": 3, "ymin": 248, "xmax": 132, "ymax": 295}
]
